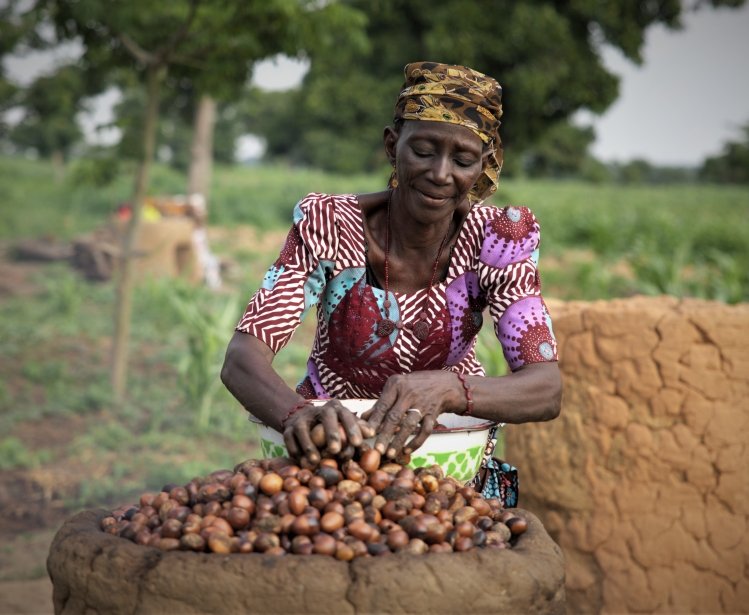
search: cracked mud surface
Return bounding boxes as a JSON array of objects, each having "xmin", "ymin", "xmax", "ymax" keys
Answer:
[{"xmin": 507, "ymin": 296, "xmax": 749, "ymax": 614}]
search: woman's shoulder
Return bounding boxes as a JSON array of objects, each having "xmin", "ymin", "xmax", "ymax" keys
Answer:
[
  {"xmin": 468, "ymin": 203, "xmax": 541, "ymax": 269},
  {"xmin": 294, "ymin": 192, "xmax": 359, "ymax": 223},
  {"xmin": 470, "ymin": 202, "xmax": 539, "ymax": 229},
  {"xmin": 292, "ymin": 193, "xmax": 365, "ymax": 259}
]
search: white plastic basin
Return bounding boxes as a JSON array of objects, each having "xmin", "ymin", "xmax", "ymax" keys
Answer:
[{"xmin": 248, "ymin": 399, "xmax": 497, "ymax": 483}]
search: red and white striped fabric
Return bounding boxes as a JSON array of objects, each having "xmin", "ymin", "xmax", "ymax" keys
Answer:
[{"xmin": 237, "ymin": 193, "xmax": 557, "ymax": 399}]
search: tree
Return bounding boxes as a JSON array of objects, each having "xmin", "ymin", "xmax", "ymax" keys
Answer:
[
  {"xmin": 17, "ymin": 0, "xmax": 365, "ymax": 400},
  {"xmin": 0, "ymin": 77, "xmax": 19, "ymax": 147},
  {"xmin": 523, "ymin": 122, "xmax": 596, "ymax": 178},
  {"xmin": 249, "ymin": 0, "xmax": 746, "ymax": 175},
  {"xmin": 699, "ymin": 121, "xmax": 749, "ymax": 184},
  {"xmin": 187, "ymin": 94, "xmax": 216, "ymax": 198},
  {"xmin": 618, "ymin": 158, "xmax": 654, "ymax": 184},
  {"xmin": 0, "ymin": 3, "xmax": 37, "ymax": 145},
  {"xmin": 8, "ymin": 64, "xmax": 87, "ymax": 176},
  {"xmin": 176, "ymin": 2, "xmax": 368, "ymax": 199},
  {"xmin": 111, "ymin": 77, "xmax": 248, "ymax": 195}
]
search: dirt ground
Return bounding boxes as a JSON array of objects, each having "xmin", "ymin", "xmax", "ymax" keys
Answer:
[
  {"xmin": 0, "ymin": 254, "xmax": 92, "ymax": 613},
  {"xmin": 0, "ymin": 452, "xmax": 71, "ymax": 614},
  {"xmin": 0, "ymin": 531, "xmax": 57, "ymax": 614},
  {"xmin": 0, "ymin": 369, "xmax": 92, "ymax": 614}
]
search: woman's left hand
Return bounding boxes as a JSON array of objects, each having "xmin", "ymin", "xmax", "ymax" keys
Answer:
[{"xmin": 361, "ymin": 371, "xmax": 463, "ymax": 461}]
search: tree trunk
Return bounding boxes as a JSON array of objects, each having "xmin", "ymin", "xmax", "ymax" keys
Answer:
[
  {"xmin": 51, "ymin": 150, "xmax": 65, "ymax": 182},
  {"xmin": 111, "ymin": 64, "xmax": 164, "ymax": 402},
  {"xmin": 187, "ymin": 94, "xmax": 216, "ymax": 202}
]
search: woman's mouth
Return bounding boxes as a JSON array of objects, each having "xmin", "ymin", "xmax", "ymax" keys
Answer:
[{"xmin": 418, "ymin": 190, "xmax": 452, "ymax": 206}]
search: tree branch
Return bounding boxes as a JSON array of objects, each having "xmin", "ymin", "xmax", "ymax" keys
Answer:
[
  {"xmin": 157, "ymin": 0, "xmax": 201, "ymax": 62},
  {"xmin": 117, "ymin": 0, "xmax": 200, "ymax": 68},
  {"xmin": 118, "ymin": 33, "xmax": 156, "ymax": 66}
]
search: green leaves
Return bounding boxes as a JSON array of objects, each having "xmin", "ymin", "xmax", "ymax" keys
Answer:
[
  {"xmin": 700, "ymin": 121, "xmax": 749, "ymax": 184},
  {"xmin": 168, "ymin": 286, "xmax": 240, "ymax": 430},
  {"xmin": 7, "ymin": 63, "xmax": 86, "ymax": 160},
  {"xmin": 246, "ymin": 0, "xmax": 745, "ymax": 173}
]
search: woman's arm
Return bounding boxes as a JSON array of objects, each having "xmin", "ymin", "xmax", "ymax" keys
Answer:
[
  {"xmin": 363, "ymin": 361, "xmax": 562, "ymax": 459},
  {"xmin": 470, "ymin": 361, "xmax": 562, "ymax": 424},
  {"xmin": 221, "ymin": 331, "xmax": 372, "ymax": 463},
  {"xmin": 221, "ymin": 331, "xmax": 299, "ymax": 432}
]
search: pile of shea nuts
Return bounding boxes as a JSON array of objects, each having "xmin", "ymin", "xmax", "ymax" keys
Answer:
[{"xmin": 101, "ymin": 450, "xmax": 528, "ymax": 557}]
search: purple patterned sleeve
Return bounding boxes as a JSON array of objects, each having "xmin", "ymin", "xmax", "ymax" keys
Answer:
[{"xmin": 479, "ymin": 206, "xmax": 558, "ymax": 371}]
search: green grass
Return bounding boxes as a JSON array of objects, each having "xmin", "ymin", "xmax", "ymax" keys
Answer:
[
  {"xmin": 209, "ymin": 163, "xmax": 387, "ymax": 229},
  {"xmin": 493, "ymin": 179, "xmax": 749, "ymax": 303},
  {"xmin": 0, "ymin": 273, "xmax": 263, "ymax": 508},
  {"xmin": 0, "ymin": 437, "xmax": 51, "ymax": 470},
  {"xmin": 500, "ymin": 179, "xmax": 748, "ymax": 257},
  {"xmin": 3, "ymin": 155, "xmax": 746, "ymax": 302}
]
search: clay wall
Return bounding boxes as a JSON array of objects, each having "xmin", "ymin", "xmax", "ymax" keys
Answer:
[
  {"xmin": 505, "ymin": 296, "xmax": 749, "ymax": 614},
  {"xmin": 48, "ymin": 509, "xmax": 566, "ymax": 614}
]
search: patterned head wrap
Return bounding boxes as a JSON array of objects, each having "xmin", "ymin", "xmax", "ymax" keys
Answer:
[{"xmin": 391, "ymin": 61, "xmax": 504, "ymax": 203}]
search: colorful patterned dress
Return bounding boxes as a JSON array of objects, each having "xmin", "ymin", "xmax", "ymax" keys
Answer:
[{"xmin": 237, "ymin": 193, "xmax": 558, "ymax": 503}]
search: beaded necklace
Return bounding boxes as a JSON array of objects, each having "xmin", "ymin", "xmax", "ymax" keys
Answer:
[{"xmin": 375, "ymin": 192, "xmax": 452, "ymax": 341}]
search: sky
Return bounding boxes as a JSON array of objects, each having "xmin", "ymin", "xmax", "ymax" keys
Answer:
[
  {"xmin": 578, "ymin": 3, "xmax": 749, "ymax": 166},
  {"xmin": 4, "ymin": 3, "xmax": 749, "ymax": 166}
]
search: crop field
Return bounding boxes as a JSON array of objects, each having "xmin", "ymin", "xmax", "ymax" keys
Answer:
[{"xmin": 0, "ymin": 154, "xmax": 747, "ymax": 611}]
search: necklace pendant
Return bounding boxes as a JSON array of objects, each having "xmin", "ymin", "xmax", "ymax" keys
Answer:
[
  {"xmin": 412, "ymin": 320, "xmax": 430, "ymax": 341},
  {"xmin": 376, "ymin": 318, "xmax": 396, "ymax": 337}
]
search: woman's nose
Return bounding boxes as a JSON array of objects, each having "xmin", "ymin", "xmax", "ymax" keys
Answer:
[{"xmin": 429, "ymin": 155, "xmax": 451, "ymax": 184}]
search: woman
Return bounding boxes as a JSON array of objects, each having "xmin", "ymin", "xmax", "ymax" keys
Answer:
[{"xmin": 222, "ymin": 62, "xmax": 561, "ymax": 503}]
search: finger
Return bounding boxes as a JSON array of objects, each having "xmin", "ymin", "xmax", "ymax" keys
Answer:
[
  {"xmin": 359, "ymin": 399, "xmax": 380, "ymax": 421},
  {"xmin": 283, "ymin": 427, "xmax": 302, "ymax": 460},
  {"xmin": 373, "ymin": 399, "xmax": 409, "ymax": 454},
  {"xmin": 338, "ymin": 443, "xmax": 356, "ymax": 461},
  {"xmin": 338, "ymin": 407, "xmax": 363, "ymax": 447},
  {"xmin": 385, "ymin": 409, "xmax": 423, "ymax": 459},
  {"xmin": 357, "ymin": 418, "xmax": 376, "ymax": 439},
  {"xmin": 362, "ymin": 387, "xmax": 398, "ymax": 430},
  {"xmin": 293, "ymin": 417, "xmax": 321, "ymax": 464},
  {"xmin": 402, "ymin": 414, "xmax": 436, "ymax": 454},
  {"xmin": 361, "ymin": 399, "xmax": 388, "ymax": 428},
  {"xmin": 320, "ymin": 404, "xmax": 342, "ymax": 454}
]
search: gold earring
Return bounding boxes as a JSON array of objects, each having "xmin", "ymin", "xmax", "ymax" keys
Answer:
[{"xmin": 388, "ymin": 168, "xmax": 398, "ymax": 189}]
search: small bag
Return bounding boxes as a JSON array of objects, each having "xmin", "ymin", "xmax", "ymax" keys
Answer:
[
  {"xmin": 469, "ymin": 425, "xmax": 519, "ymax": 507},
  {"xmin": 480, "ymin": 457, "xmax": 519, "ymax": 508}
]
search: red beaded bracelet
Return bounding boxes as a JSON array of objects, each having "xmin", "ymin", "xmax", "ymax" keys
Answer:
[
  {"xmin": 280, "ymin": 399, "xmax": 312, "ymax": 429},
  {"xmin": 455, "ymin": 372, "xmax": 474, "ymax": 416}
]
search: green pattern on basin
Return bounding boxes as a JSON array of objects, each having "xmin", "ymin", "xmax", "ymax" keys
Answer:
[
  {"xmin": 260, "ymin": 437, "xmax": 485, "ymax": 483},
  {"xmin": 409, "ymin": 444, "xmax": 485, "ymax": 483},
  {"xmin": 260, "ymin": 439, "xmax": 287, "ymax": 460}
]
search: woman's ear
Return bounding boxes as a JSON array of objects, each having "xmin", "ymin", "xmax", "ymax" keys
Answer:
[
  {"xmin": 383, "ymin": 126, "xmax": 399, "ymax": 166},
  {"xmin": 481, "ymin": 144, "xmax": 493, "ymax": 167}
]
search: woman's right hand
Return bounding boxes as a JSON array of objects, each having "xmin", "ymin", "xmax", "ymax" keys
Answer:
[{"xmin": 282, "ymin": 399, "xmax": 375, "ymax": 465}]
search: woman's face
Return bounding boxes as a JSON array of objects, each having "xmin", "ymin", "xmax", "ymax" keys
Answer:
[{"xmin": 385, "ymin": 120, "xmax": 487, "ymax": 224}]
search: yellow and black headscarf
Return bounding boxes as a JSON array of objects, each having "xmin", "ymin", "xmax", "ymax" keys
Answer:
[{"xmin": 391, "ymin": 61, "xmax": 504, "ymax": 203}]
